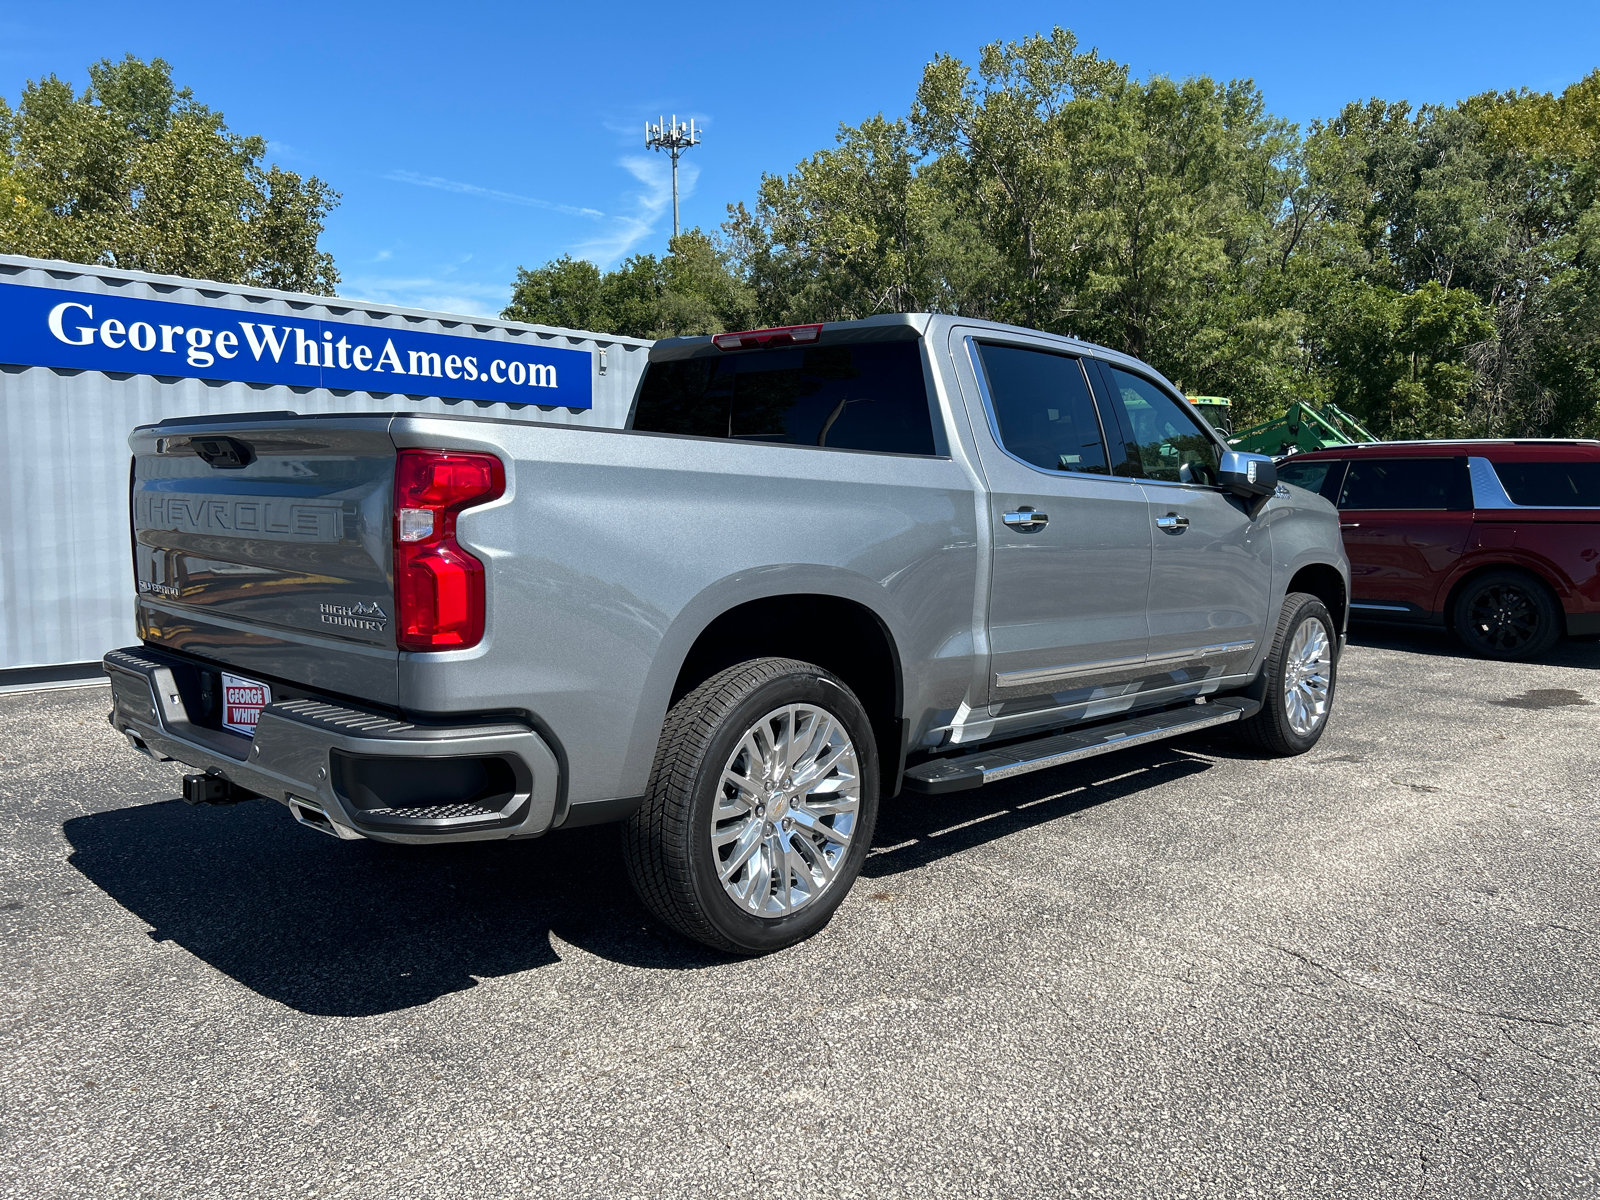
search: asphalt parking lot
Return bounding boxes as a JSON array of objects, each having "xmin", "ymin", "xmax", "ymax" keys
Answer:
[{"xmin": 2, "ymin": 629, "xmax": 1598, "ymax": 1199}]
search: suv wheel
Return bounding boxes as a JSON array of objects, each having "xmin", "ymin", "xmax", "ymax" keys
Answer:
[
  {"xmin": 623, "ymin": 658, "xmax": 880, "ymax": 955},
  {"xmin": 1452, "ymin": 570, "xmax": 1561, "ymax": 660},
  {"xmin": 1239, "ymin": 591, "xmax": 1337, "ymax": 756}
]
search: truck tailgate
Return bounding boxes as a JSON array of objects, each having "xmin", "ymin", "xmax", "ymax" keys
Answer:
[{"xmin": 130, "ymin": 415, "xmax": 402, "ymax": 704}]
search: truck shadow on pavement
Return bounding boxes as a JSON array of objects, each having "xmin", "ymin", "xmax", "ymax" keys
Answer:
[
  {"xmin": 864, "ymin": 745, "xmax": 1214, "ymax": 880},
  {"xmin": 63, "ymin": 743, "xmax": 1220, "ymax": 1018},
  {"xmin": 62, "ymin": 799, "xmax": 724, "ymax": 1018}
]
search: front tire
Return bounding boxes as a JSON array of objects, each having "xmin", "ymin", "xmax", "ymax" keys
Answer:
[
  {"xmin": 1452, "ymin": 570, "xmax": 1561, "ymax": 660},
  {"xmin": 1239, "ymin": 591, "xmax": 1338, "ymax": 756},
  {"xmin": 623, "ymin": 658, "xmax": 880, "ymax": 955}
]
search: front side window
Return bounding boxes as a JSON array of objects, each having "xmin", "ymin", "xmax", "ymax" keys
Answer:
[
  {"xmin": 974, "ymin": 343, "xmax": 1109, "ymax": 474},
  {"xmin": 1276, "ymin": 459, "xmax": 1336, "ymax": 497},
  {"xmin": 1339, "ymin": 458, "xmax": 1467, "ymax": 510},
  {"xmin": 1102, "ymin": 366, "xmax": 1221, "ymax": 485},
  {"xmin": 631, "ymin": 341, "xmax": 937, "ymax": 455},
  {"xmin": 1492, "ymin": 460, "xmax": 1600, "ymax": 507}
]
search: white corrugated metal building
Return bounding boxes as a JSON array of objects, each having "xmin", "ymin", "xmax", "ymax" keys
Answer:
[{"xmin": 0, "ymin": 254, "xmax": 651, "ymax": 683}]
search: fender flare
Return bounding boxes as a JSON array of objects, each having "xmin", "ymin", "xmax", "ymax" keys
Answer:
[{"xmin": 614, "ymin": 564, "xmax": 910, "ymax": 798}]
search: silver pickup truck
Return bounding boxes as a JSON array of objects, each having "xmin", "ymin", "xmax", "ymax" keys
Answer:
[{"xmin": 105, "ymin": 314, "xmax": 1349, "ymax": 953}]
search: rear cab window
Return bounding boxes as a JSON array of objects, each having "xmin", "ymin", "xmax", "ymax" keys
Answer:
[
  {"xmin": 1339, "ymin": 457, "xmax": 1471, "ymax": 510},
  {"xmin": 630, "ymin": 338, "xmax": 938, "ymax": 456}
]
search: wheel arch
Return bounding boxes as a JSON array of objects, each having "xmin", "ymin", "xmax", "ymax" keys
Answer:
[
  {"xmin": 1439, "ymin": 558, "xmax": 1566, "ymax": 633},
  {"xmin": 620, "ymin": 569, "xmax": 910, "ymax": 805},
  {"xmin": 1285, "ymin": 562, "xmax": 1348, "ymax": 635}
]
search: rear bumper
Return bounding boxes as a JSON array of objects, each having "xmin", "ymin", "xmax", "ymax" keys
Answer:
[{"xmin": 104, "ymin": 646, "xmax": 560, "ymax": 845}]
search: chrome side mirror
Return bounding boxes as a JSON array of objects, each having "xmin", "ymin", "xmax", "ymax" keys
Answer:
[{"xmin": 1218, "ymin": 450, "xmax": 1277, "ymax": 499}]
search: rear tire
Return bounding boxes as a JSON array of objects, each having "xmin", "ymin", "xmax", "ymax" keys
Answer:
[
  {"xmin": 1452, "ymin": 570, "xmax": 1561, "ymax": 661},
  {"xmin": 623, "ymin": 658, "xmax": 880, "ymax": 955},
  {"xmin": 1238, "ymin": 592, "xmax": 1337, "ymax": 756}
]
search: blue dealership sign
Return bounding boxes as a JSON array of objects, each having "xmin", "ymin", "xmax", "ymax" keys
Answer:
[{"xmin": 0, "ymin": 281, "xmax": 593, "ymax": 409}]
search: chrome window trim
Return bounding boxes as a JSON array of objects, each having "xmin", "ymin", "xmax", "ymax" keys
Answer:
[
  {"xmin": 1468, "ymin": 456, "xmax": 1518, "ymax": 509},
  {"xmin": 962, "ymin": 337, "xmax": 1134, "ymax": 485},
  {"xmin": 1468, "ymin": 455, "xmax": 1600, "ymax": 510}
]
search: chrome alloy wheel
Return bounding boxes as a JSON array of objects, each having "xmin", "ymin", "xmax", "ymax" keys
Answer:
[
  {"xmin": 1283, "ymin": 616, "xmax": 1333, "ymax": 736},
  {"xmin": 711, "ymin": 703, "xmax": 861, "ymax": 918}
]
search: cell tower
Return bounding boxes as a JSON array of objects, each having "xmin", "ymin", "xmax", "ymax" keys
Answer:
[{"xmin": 644, "ymin": 115, "xmax": 700, "ymax": 241}]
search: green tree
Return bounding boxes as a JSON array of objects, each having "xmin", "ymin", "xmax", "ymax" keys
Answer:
[
  {"xmin": 502, "ymin": 29, "xmax": 1598, "ymax": 441},
  {"xmin": 1298, "ymin": 75, "xmax": 1600, "ymax": 436},
  {"xmin": 0, "ymin": 54, "xmax": 339, "ymax": 293},
  {"xmin": 729, "ymin": 114, "xmax": 972, "ymax": 323},
  {"xmin": 501, "ymin": 254, "xmax": 609, "ymax": 331},
  {"xmin": 502, "ymin": 229, "xmax": 753, "ymax": 338}
]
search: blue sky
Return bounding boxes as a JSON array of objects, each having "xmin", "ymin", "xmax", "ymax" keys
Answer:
[{"xmin": 5, "ymin": 2, "xmax": 1597, "ymax": 318}]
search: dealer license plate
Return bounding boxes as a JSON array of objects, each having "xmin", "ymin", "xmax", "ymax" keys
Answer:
[{"xmin": 221, "ymin": 672, "xmax": 272, "ymax": 736}]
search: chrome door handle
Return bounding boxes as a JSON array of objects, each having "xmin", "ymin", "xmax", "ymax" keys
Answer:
[
  {"xmin": 1340, "ymin": 522, "xmax": 1361, "ymax": 529},
  {"xmin": 1156, "ymin": 514, "xmax": 1189, "ymax": 533},
  {"xmin": 1003, "ymin": 510, "xmax": 1049, "ymax": 528}
]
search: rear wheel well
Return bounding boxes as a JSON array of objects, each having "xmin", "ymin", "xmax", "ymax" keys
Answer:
[
  {"xmin": 671, "ymin": 595, "xmax": 904, "ymax": 791},
  {"xmin": 1287, "ymin": 564, "xmax": 1347, "ymax": 633}
]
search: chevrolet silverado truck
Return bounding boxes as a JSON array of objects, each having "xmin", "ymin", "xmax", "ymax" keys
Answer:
[{"xmin": 104, "ymin": 314, "xmax": 1350, "ymax": 954}]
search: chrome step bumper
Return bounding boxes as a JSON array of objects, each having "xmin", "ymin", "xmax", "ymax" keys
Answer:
[
  {"xmin": 103, "ymin": 646, "xmax": 560, "ymax": 844},
  {"xmin": 902, "ymin": 697, "xmax": 1259, "ymax": 794}
]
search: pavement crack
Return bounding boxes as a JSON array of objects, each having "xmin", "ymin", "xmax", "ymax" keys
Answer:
[
  {"xmin": 1261, "ymin": 942, "xmax": 1592, "ymax": 1031},
  {"xmin": 1402, "ymin": 1028, "xmax": 1489, "ymax": 1103},
  {"xmin": 1498, "ymin": 1027, "xmax": 1600, "ymax": 1080}
]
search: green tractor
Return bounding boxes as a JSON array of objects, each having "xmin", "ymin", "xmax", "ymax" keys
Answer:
[
  {"xmin": 1187, "ymin": 395, "xmax": 1234, "ymax": 435},
  {"xmin": 1187, "ymin": 395, "xmax": 1378, "ymax": 457}
]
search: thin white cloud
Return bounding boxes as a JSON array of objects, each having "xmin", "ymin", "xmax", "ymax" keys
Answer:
[
  {"xmin": 573, "ymin": 155, "xmax": 698, "ymax": 267},
  {"xmin": 337, "ymin": 274, "xmax": 510, "ymax": 319},
  {"xmin": 386, "ymin": 170, "xmax": 604, "ymax": 218}
]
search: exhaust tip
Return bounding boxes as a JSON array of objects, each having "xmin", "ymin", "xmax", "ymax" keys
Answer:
[{"xmin": 288, "ymin": 797, "xmax": 364, "ymax": 840}]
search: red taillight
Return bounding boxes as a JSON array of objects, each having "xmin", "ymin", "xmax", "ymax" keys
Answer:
[
  {"xmin": 711, "ymin": 324, "xmax": 822, "ymax": 351},
  {"xmin": 393, "ymin": 449, "xmax": 505, "ymax": 651}
]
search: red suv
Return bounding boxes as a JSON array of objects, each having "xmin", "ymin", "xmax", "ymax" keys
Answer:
[{"xmin": 1277, "ymin": 441, "xmax": 1600, "ymax": 659}]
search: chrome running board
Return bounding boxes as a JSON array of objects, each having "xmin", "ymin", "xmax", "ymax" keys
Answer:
[{"xmin": 902, "ymin": 696, "xmax": 1260, "ymax": 794}]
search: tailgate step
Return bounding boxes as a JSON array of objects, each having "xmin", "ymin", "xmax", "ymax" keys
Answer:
[{"xmin": 903, "ymin": 697, "xmax": 1260, "ymax": 794}]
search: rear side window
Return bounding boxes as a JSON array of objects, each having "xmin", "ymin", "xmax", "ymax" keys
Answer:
[
  {"xmin": 1339, "ymin": 458, "xmax": 1468, "ymax": 510},
  {"xmin": 1492, "ymin": 460, "xmax": 1600, "ymax": 507},
  {"xmin": 975, "ymin": 343, "xmax": 1109, "ymax": 474},
  {"xmin": 1101, "ymin": 366, "xmax": 1221, "ymax": 485},
  {"xmin": 631, "ymin": 342, "xmax": 936, "ymax": 455}
]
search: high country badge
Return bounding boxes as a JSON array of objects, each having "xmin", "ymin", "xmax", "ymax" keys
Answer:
[{"xmin": 320, "ymin": 600, "xmax": 388, "ymax": 633}]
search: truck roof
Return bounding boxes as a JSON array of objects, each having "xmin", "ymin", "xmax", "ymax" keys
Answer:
[{"xmin": 651, "ymin": 313, "xmax": 1167, "ymax": 386}]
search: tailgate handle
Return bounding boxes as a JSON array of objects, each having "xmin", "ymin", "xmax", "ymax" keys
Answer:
[{"xmin": 191, "ymin": 437, "xmax": 255, "ymax": 469}]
